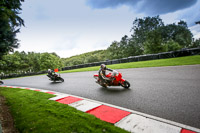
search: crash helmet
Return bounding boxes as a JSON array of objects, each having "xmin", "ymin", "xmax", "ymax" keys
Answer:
[
  {"xmin": 48, "ymin": 69, "xmax": 51, "ymax": 73},
  {"xmin": 100, "ymin": 64, "xmax": 106, "ymax": 71}
]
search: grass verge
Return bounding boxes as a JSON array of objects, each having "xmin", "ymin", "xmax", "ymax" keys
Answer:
[
  {"xmin": 0, "ymin": 87, "xmax": 128, "ymax": 133},
  {"xmin": 60, "ymin": 55, "xmax": 200, "ymax": 73}
]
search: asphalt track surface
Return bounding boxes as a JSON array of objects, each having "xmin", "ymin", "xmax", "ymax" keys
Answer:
[{"xmin": 3, "ymin": 65, "xmax": 200, "ymax": 129}]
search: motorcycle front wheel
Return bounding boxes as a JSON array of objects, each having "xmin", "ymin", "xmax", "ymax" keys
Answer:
[
  {"xmin": 60, "ymin": 78, "xmax": 64, "ymax": 82},
  {"xmin": 121, "ymin": 80, "xmax": 130, "ymax": 88}
]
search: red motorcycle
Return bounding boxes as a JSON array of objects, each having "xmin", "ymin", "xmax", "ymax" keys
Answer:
[{"xmin": 94, "ymin": 70, "xmax": 130, "ymax": 88}]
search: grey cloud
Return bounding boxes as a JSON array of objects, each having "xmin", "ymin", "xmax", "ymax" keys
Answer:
[
  {"xmin": 138, "ymin": 0, "xmax": 197, "ymax": 15},
  {"xmin": 86, "ymin": 0, "xmax": 138, "ymax": 9},
  {"xmin": 177, "ymin": 0, "xmax": 200, "ymax": 26},
  {"xmin": 86, "ymin": 0, "xmax": 197, "ymax": 15}
]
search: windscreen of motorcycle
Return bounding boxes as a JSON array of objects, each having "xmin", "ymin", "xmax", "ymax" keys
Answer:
[{"xmin": 112, "ymin": 70, "xmax": 119, "ymax": 76}]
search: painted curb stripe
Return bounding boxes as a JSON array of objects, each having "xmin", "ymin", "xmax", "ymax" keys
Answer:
[
  {"xmin": 49, "ymin": 94, "xmax": 69, "ymax": 101},
  {"xmin": 87, "ymin": 105, "xmax": 131, "ymax": 124},
  {"xmin": 115, "ymin": 114, "xmax": 181, "ymax": 133},
  {"xmin": 34, "ymin": 89, "xmax": 41, "ymax": 91},
  {"xmin": 69, "ymin": 100, "xmax": 102, "ymax": 112},
  {"xmin": 181, "ymin": 129, "xmax": 197, "ymax": 133},
  {"xmin": 0, "ymin": 85, "xmax": 199, "ymax": 133},
  {"xmin": 56, "ymin": 96, "xmax": 83, "ymax": 104},
  {"xmin": 45, "ymin": 92, "xmax": 56, "ymax": 94}
]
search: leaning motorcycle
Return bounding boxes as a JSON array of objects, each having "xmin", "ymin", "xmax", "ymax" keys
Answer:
[
  {"xmin": 94, "ymin": 70, "xmax": 130, "ymax": 88},
  {"xmin": 47, "ymin": 73, "xmax": 64, "ymax": 82}
]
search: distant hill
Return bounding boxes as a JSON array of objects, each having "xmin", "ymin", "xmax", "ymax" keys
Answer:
[{"xmin": 62, "ymin": 50, "xmax": 108, "ymax": 67}]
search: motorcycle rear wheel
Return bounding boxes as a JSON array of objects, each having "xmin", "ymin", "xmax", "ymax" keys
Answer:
[{"xmin": 121, "ymin": 80, "xmax": 130, "ymax": 88}]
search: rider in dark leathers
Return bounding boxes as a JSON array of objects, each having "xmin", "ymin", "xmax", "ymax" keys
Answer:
[
  {"xmin": 47, "ymin": 69, "xmax": 58, "ymax": 80},
  {"xmin": 48, "ymin": 69, "xmax": 54, "ymax": 76},
  {"xmin": 98, "ymin": 64, "xmax": 113, "ymax": 86}
]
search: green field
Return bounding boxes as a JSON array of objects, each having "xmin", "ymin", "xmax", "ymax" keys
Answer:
[
  {"xmin": 60, "ymin": 55, "xmax": 200, "ymax": 73},
  {"xmin": 0, "ymin": 87, "xmax": 128, "ymax": 133}
]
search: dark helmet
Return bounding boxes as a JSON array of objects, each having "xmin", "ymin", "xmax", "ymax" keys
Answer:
[{"xmin": 100, "ymin": 64, "xmax": 106, "ymax": 70}]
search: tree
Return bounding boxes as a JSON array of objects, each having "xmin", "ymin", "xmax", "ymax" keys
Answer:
[
  {"xmin": 119, "ymin": 35, "xmax": 129, "ymax": 57},
  {"xmin": 163, "ymin": 40, "xmax": 181, "ymax": 52},
  {"xmin": 144, "ymin": 29, "xmax": 164, "ymax": 54},
  {"xmin": 0, "ymin": 0, "xmax": 24, "ymax": 59},
  {"xmin": 160, "ymin": 21, "xmax": 193, "ymax": 48},
  {"xmin": 190, "ymin": 39, "xmax": 200, "ymax": 48},
  {"xmin": 106, "ymin": 41, "xmax": 122, "ymax": 59},
  {"xmin": 27, "ymin": 52, "xmax": 41, "ymax": 72},
  {"xmin": 130, "ymin": 16, "xmax": 164, "ymax": 53},
  {"xmin": 1, "ymin": 52, "xmax": 21, "ymax": 73},
  {"xmin": 40, "ymin": 53, "xmax": 63, "ymax": 71}
]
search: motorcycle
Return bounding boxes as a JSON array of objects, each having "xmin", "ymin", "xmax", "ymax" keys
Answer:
[
  {"xmin": 94, "ymin": 70, "xmax": 130, "ymax": 88},
  {"xmin": 47, "ymin": 73, "xmax": 64, "ymax": 82}
]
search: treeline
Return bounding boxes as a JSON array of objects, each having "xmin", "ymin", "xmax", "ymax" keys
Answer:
[
  {"xmin": 1, "ymin": 16, "xmax": 200, "ymax": 74},
  {"xmin": 107, "ymin": 16, "xmax": 192, "ymax": 59},
  {"xmin": 0, "ymin": 52, "xmax": 63, "ymax": 74},
  {"xmin": 62, "ymin": 50, "xmax": 107, "ymax": 66}
]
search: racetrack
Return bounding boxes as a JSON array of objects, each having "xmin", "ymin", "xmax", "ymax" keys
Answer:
[{"xmin": 3, "ymin": 65, "xmax": 200, "ymax": 129}]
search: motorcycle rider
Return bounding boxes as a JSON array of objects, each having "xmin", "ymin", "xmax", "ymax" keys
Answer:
[
  {"xmin": 47, "ymin": 69, "xmax": 53, "ymax": 76},
  {"xmin": 47, "ymin": 69, "xmax": 64, "ymax": 82},
  {"xmin": 47, "ymin": 69, "xmax": 58, "ymax": 80},
  {"xmin": 98, "ymin": 64, "xmax": 113, "ymax": 86}
]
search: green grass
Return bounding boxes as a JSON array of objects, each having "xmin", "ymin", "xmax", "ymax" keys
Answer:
[
  {"xmin": 60, "ymin": 55, "xmax": 200, "ymax": 73},
  {"xmin": 0, "ymin": 87, "xmax": 128, "ymax": 133}
]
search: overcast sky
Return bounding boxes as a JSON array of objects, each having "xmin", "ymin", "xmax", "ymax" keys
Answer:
[{"xmin": 17, "ymin": 0, "xmax": 200, "ymax": 58}]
